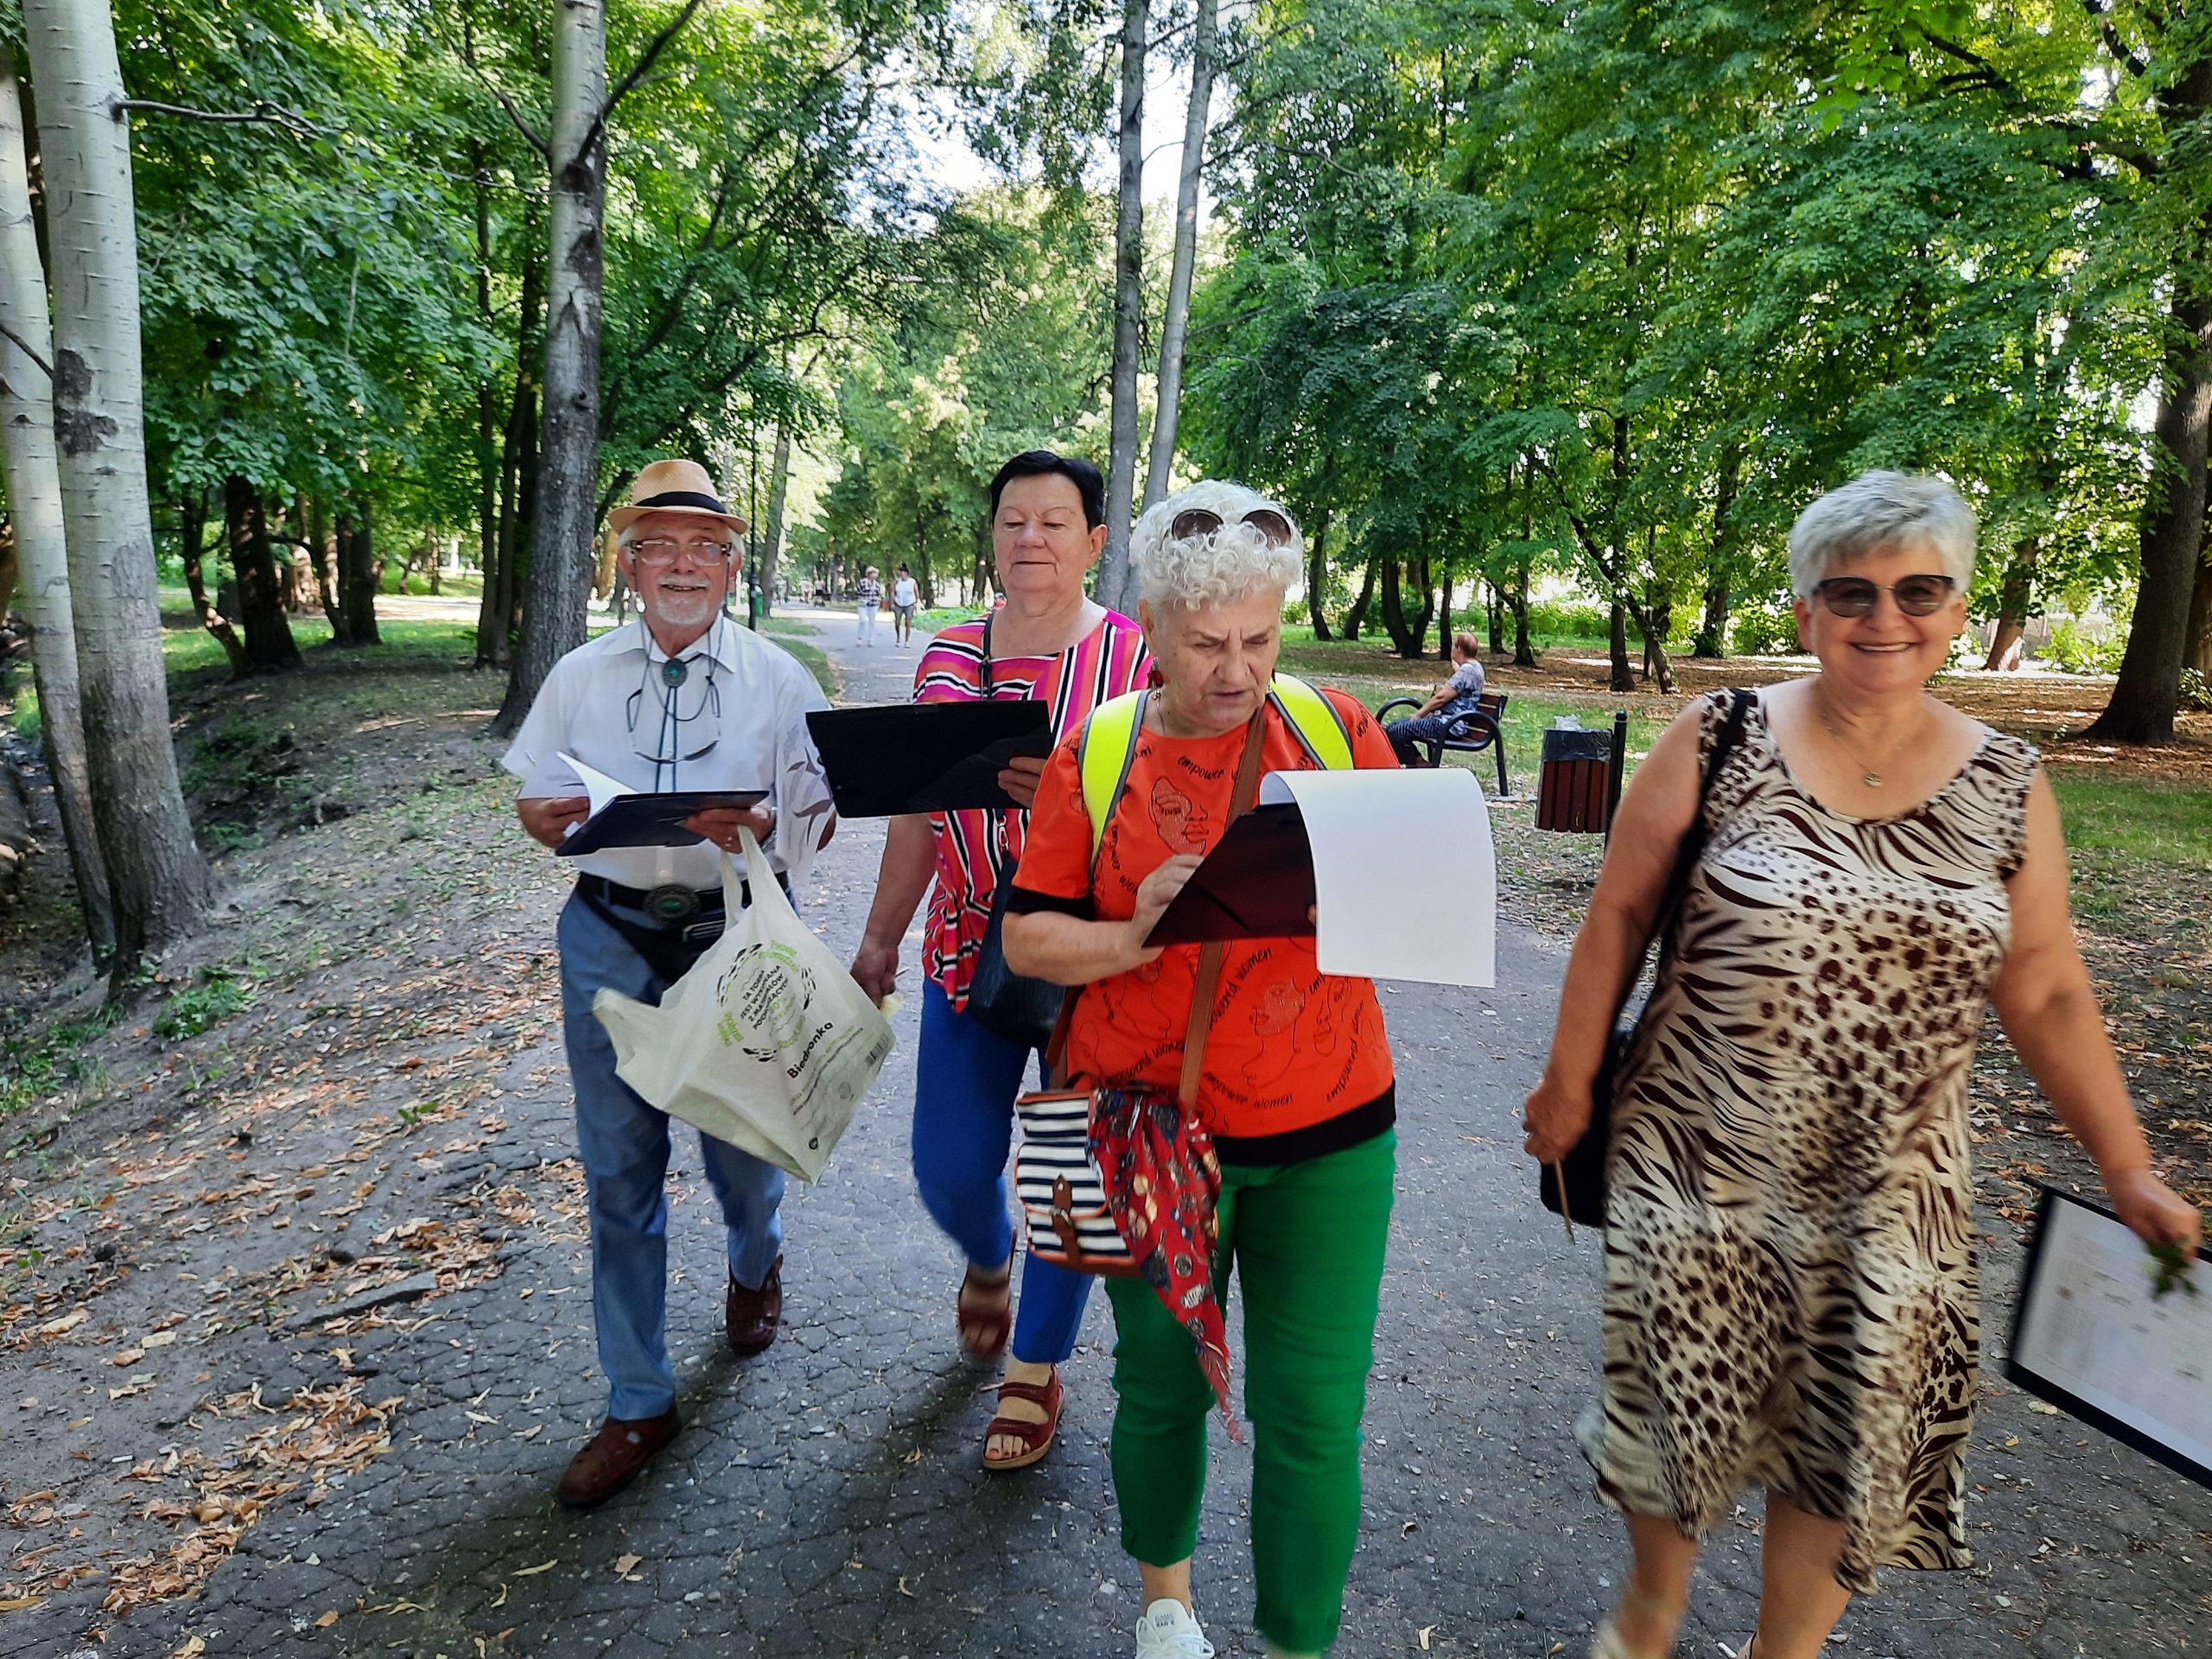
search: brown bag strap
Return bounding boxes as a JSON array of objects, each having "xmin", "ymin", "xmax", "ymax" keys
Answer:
[{"xmin": 1175, "ymin": 708, "xmax": 1269, "ymax": 1109}]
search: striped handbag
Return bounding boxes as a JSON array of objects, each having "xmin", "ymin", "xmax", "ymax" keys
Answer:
[{"xmin": 1013, "ymin": 1084, "xmax": 1139, "ymax": 1274}]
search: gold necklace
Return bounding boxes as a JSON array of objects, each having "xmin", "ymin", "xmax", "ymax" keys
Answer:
[{"xmin": 1812, "ymin": 689, "xmax": 1923, "ymax": 789}]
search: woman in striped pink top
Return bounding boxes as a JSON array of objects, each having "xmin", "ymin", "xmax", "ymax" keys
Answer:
[{"xmin": 852, "ymin": 451, "xmax": 1150, "ymax": 1470}]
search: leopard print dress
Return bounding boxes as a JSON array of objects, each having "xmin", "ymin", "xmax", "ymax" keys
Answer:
[{"xmin": 1583, "ymin": 689, "xmax": 2037, "ymax": 1594}]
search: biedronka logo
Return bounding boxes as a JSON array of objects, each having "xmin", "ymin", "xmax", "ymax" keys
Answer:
[{"xmin": 714, "ymin": 941, "xmax": 817, "ymax": 1062}]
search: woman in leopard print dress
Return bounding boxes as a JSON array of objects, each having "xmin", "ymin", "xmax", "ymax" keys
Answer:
[{"xmin": 1523, "ymin": 473, "xmax": 2200, "ymax": 1659}]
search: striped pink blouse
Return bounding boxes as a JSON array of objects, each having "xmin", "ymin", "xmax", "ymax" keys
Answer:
[{"xmin": 915, "ymin": 608, "xmax": 1151, "ymax": 1010}]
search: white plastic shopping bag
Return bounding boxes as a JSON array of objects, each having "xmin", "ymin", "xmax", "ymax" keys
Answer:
[{"xmin": 592, "ymin": 830, "xmax": 893, "ymax": 1181}]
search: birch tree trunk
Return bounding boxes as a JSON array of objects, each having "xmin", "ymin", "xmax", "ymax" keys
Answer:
[
  {"xmin": 0, "ymin": 45, "xmax": 111, "ymax": 957},
  {"xmin": 20, "ymin": 1, "xmax": 212, "ymax": 974},
  {"xmin": 1090, "ymin": 0, "xmax": 1148, "ymax": 614},
  {"xmin": 760, "ymin": 421, "xmax": 791, "ymax": 618},
  {"xmin": 494, "ymin": 0, "xmax": 608, "ymax": 737},
  {"xmin": 1140, "ymin": 0, "xmax": 1216, "ymax": 513}
]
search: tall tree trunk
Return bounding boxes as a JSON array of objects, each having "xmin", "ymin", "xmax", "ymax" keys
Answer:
[
  {"xmin": 22, "ymin": 0, "xmax": 213, "ymax": 976},
  {"xmin": 1694, "ymin": 442, "xmax": 1739, "ymax": 658},
  {"xmin": 760, "ymin": 421, "xmax": 791, "ymax": 618},
  {"xmin": 1638, "ymin": 583, "xmax": 1673, "ymax": 689},
  {"xmin": 494, "ymin": 0, "xmax": 609, "ymax": 736},
  {"xmin": 1984, "ymin": 537, "xmax": 2040, "ymax": 671},
  {"xmin": 1306, "ymin": 508, "xmax": 1332, "ymax": 640},
  {"xmin": 1485, "ymin": 580, "xmax": 1504, "ymax": 656},
  {"xmin": 1139, "ymin": 0, "xmax": 1216, "ymax": 515},
  {"xmin": 472, "ymin": 141, "xmax": 501, "ymax": 634},
  {"xmin": 179, "ymin": 490, "xmax": 247, "ymax": 675},
  {"xmin": 1378, "ymin": 557, "xmax": 1432, "ymax": 658},
  {"xmin": 480, "ymin": 237, "xmax": 543, "ymax": 668},
  {"xmin": 339, "ymin": 501, "xmax": 381, "ymax": 646},
  {"xmin": 0, "ymin": 46, "xmax": 110, "ymax": 957},
  {"xmin": 1344, "ymin": 551, "xmax": 1377, "ymax": 639},
  {"xmin": 1438, "ymin": 569, "xmax": 1454, "ymax": 661},
  {"xmin": 1090, "ymin": 0, "xmax": 1149, "ymax": 615},
  {"xmin": 2089, "ymin": 221, "xmax": 2212, "ymax": 741},
  {"xmin": 2185, "ymin": 545, "xmax": 2211, "ymax": 684},
  {"xmin": 308, "ymin": 496, "xmax": 344, "ymax": 637},
  {"xmin": 1608, "ymin": 601, "xmax": 1633, "ymax": 692},
  {"xmin": 224, "ymin": 475, "xmax": 301, "ymax": 672},
  {"xmin": 1511, "ymin": 556, "xmax": 1535, "ymax": 667}
]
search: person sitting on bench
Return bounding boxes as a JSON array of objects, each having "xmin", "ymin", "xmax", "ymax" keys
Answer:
[{"xmin": 1383, "ymin": 632, "xmax": 1486, "ymax": 766}]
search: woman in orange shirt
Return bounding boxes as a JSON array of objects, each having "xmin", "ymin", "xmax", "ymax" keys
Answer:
[{"xmin": 1002, "ymin": 481, "xmax": 1400, "ymax": 1659}]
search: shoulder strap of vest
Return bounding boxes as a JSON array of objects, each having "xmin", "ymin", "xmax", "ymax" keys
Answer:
[
  {"xmin": 1076, "ymin": 689, "xmax": 1147, "ymax": 866},
  {"xmin": 1268, "ymin": 674, "xmax": 1354, "ymax": 771}
]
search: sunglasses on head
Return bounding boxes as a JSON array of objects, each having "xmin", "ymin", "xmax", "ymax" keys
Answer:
[
  {"xmin": 1170, "ymin": 506, "xmax": 1295, "ymax": 546},
  {"xmin": 1813, "ymin": 574, "xmax": 1955, "ymax": 618}
]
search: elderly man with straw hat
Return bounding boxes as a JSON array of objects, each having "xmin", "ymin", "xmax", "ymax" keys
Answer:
[{"xmin": 504, "ymin": 458, "xmax": 839, "ymax": 1508}]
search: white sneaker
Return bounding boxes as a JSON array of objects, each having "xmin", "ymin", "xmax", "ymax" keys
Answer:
[{"xmin": 1135, "ymin": 1599, "xmax": 1215, "ymax": 1659}]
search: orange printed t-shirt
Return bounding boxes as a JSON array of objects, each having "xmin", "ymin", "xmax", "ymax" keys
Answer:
[{"xmin": 1007, "ymin": 687, "xmax": 1398, "ymax": 1155}]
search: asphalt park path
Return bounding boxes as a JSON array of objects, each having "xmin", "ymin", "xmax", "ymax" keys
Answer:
[{"xmin": 38, "ymin": 607, "xmax": 2211, "ymax": 1658}]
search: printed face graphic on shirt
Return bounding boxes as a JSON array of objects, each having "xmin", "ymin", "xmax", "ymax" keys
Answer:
[{"xmin": 1149, "ymin": 777, "xmax": 1211, "ymax": 855}]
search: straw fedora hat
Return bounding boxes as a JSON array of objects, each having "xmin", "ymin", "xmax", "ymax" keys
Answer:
[{"xmin": 607, "ymin": 458, "xmax": 750, "ymax": 538}]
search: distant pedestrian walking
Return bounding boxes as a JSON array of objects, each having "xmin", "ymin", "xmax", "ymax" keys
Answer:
[
  {"xmin": 856, "ymin": 567, "xmax": 883, "ymax": 646},
  {"xmin": 1001, "ymin": 480, "xmax": 1403, "ymax": 1659},
  {"xmin": 891, "ymin": 563, "xmax": 919, "ymax": 645},
  {"xmin": 1522, "ymin": 471, "xmax": 2200, "ymax": 1659},
  {"xmin": 1383, "ymin": 632, "xmax": 1485, "ymax": 766}
]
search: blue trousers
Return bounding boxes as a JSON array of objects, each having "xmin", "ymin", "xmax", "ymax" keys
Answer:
[
  {"xmin": 1385, "ymin": 712, "xmax": 1460, "ymax": 766},
  {"xmin": 558, "ymin": 891, "xmax": 786, "ymax": 1421},
  {"xmin": 912, "ymin": 980, "xmax": 1091, "ymax": 1364}
]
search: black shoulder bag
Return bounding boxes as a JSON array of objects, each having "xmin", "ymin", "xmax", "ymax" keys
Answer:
[
  {"xmin": 963, "ymin": 613, "xmax": 1068, "ymax": 1052},
  {"xmin": 1540, "ymin": 689, "xmax": 1753, "ymax": 1230}
]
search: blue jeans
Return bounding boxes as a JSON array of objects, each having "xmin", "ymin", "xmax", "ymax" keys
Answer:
[
  {"xmin": 912, "ymin": 980, "xmax": 1091, "ymax": 1364},
  {"xmin": 1385, "ymin": 711, "xmax": 1462, "ymax": 766},
  {"xmin": 558, "ymin": 891, "xmax": 786, "ymax": 1421}
]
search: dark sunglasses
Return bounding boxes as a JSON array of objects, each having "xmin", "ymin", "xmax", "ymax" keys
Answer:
[
  {"xmin": 1814, "ymin": 574, "xmax": 1955, "ymax": 618},
  {"xmin": 1170, "ymin": 506, "xmax": 1295, "ymax": 545}
]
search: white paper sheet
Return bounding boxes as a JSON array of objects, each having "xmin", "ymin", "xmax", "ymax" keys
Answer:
[{"xmin": 1258, "ymin": 768, "xmax": 1495, "ymax": 986}]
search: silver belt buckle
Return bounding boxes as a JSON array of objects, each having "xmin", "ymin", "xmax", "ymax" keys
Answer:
[{"xmin": 644, "ymin": 883, "xmax": 701, "ymax": 923}]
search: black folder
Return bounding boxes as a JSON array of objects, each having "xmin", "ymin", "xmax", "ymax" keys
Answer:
[
  {"xmin": 1144, "ymin": 802, "xmax": 1318, "ymax": 945},
  {"xmin": 806, "ymin": 700, "xmax": 1055, "ymax": 816},
  {"xmin": 556, "ymin": 789, "xmax": 769, "ymax": 856}
]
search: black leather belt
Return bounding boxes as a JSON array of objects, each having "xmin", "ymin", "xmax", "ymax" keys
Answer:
[{"xmin": 575, "ymin": 870, "xmax": 790, "ymax": 922}]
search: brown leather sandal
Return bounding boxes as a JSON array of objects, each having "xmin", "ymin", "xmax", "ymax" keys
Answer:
[
  {"xmin": 956, "ymin": 1261, "xmax": 1013, "ymax": 1361},
  {"xmin": 981, "ymin": 1368, "xmax": 1064, "ymax": 1471}
]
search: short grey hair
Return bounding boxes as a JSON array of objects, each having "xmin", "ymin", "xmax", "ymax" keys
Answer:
[
  {"xmin": 1133, "ymin": 480, "xmax": 1303, "ymax": 612},
  {"xmin": 1788, "ymin": 471, "xmax": 1977, "ymax": 599}
]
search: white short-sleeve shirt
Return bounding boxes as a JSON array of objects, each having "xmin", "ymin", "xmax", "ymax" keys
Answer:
[{"xmin": 502, "ymin": 616, "xmax": 833, "ymax": 890}]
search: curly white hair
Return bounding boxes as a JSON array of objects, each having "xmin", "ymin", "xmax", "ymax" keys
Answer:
[{"xmin": 1132, "ymin": 480, "xmax": 1303, "ymax": 612}]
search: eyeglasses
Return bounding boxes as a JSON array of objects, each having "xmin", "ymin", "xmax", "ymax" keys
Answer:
[
  {"xmin": 1814, "ymin": 575, "xmax": 1955, "ymax": 617},
  {"xmin": 1170, "ymin": 506, "xmax": 1295, "ymax": 546},
  {"xmin": 630, "ymin": 536, "xmax": 735, "ymax": 566}
]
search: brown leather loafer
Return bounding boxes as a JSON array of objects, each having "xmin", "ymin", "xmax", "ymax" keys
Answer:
[
  {"xmin": 726, "ymin": 1257, "xmax": 783, "ymax": 1357},
  {"xmin": 556, "ymin": 1408, "xmax": 680, "ymax": 1510}
]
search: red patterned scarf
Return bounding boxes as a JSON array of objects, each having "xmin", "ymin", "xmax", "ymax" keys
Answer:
[{"xmin": 1089, "ymin": 1087, "xmax": 1242, "ymax": 1440}]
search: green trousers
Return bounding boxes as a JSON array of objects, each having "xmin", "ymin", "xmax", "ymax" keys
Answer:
[{"xmin": 1103, "ymin": 1129, "xmax": 1395, "ymax": 1656}]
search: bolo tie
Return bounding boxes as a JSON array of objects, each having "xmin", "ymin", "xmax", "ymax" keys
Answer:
[{"xmin": 626, "ymin": 632, "xmax": 721, "ymax": 791}]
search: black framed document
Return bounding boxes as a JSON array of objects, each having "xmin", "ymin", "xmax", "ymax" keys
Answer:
[
  {"xmin": 806, "ymin": 700, "xmax": 1053, "ymax": 817},
  {"xmin": 1145, "ymin": 803, "xmax": 1317, "ymax": 946},
  {"xmin": 2006, "ymin": 1184, "xmax": 2210, "ymax": 1491},
  {"xmin": 556, "ymin": 790, "xmax": 769, "ymax": 856}
]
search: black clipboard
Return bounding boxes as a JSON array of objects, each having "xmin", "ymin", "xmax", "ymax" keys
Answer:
[
  {"xmin": 1144, "ymin": 802, "xmax": 1318, "ymax": 946},
  {"xmin": 556, "ymin": 789, "xmax": 769, "ymax": 856},
  {"xmin": 806, "ymin": 700, "xmax": 1054, "ymax": 817},
  {"xmin": 2005, "ymin": 1183, "xmax": 2211, "ymax": 1491}
]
